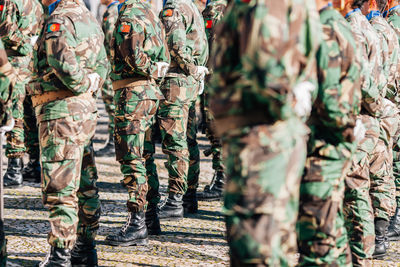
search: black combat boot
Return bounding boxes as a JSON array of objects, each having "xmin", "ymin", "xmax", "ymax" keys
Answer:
[
  {"xmin": 0, "ymin": 220, "xmax": 6, "ymax": 267},
  {"xmin": 145, "ymin": 204, "xmax": 162, "ymax": 235},
  {"xmin": 4, "ymin": 158, "xmax": 23, "ymax": 187},
  {"xmin": 95, "ymin": 133, "xmax": 115, "ymax": 157},
  {"xmin": 37, "ymin": 247, "xmax": 72, "ymax": 267},
  {"xmin": 197, "ymin": 171, "xmax": 225, "ymax": 201},
  {"xmin": 183, "ymin": 189, "xmax": 198, "ymax": 214},
  {"xmin": 70, "ymin": 236, "xmax": 98, "ymax": 267},
  {"xmin": 373, "ymin": 219, "xmax": 389, "ymax": 259},
  {"xmin": 388, "ymin": 207, "xmax": 400, "ymax": 241},
  {"xmin": 158, "ymin": 193, "xmax": 184, "ymax": 220},
  {"xmin": 105, "ymin": 211, "xmax": 148, "ymax": 246},
  {"xmin": 22, "ymin": 155, "xmax": 41, "ymax": 183}
]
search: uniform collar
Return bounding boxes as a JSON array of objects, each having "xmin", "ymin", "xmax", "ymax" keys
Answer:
[
  {"xmin": 48, "ymin": 0, "xmax": 61, "ymax": 15},
  {"xmin": 108, "ymin": 1, "xmax": 119, "ymax": 8},
  {"xmin": 345, "ymin": 8, "xmax": 360, "ymax": 19},
  {"xmin": 366, "ymin": 10, "xmax": 380, "ymax": 20}
]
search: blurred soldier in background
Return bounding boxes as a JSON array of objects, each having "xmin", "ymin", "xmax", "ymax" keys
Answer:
[
  {"xmin": 31, "ymin": 0, "xmax": 108, "ymax": 265},
  {"xmin": 196, "ymin": 0, "xmax": 227, "ymax": 202},
  {"xmin": 104, "ymin": 0, "xmax": 170, "ymax": 246},
  {"xmin": 209, "ymin": 0, "xmax": 320, "ymax": 265},
  {"xmin": 157, "ymin": 0, "xmax": 208, "ymax": 220},
  {"xmin": 366, "ymin": 0, "xmax": 399, "ymax": 258},
  {"xmin": 96, "ymin": 0, "xmax": 120, "ymax": 157},
  {"xmin": 297, "ymin": 0, "xmax": 363, "ymax": 266},
  {"xmin": 0, "ymin": 0, "xmax": 44, "ymax": 187}
]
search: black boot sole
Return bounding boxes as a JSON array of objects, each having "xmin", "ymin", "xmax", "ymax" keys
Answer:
[
  {"xmin": 372, "ymin": 253, "xmax": 386, "ymax": 259},
  {"xmin": 159, "ymin": 215, "xmax": 183, "ymax": 221},
  {"xmin": 197, "ymin": 197, "xmax": 222, "ymax": 202},
  {"xmin": 105, "ymin": 238, "xmax": 148, "ymax": 247},
  {"xmin": 4, "ymin": 183, "xmax": 22, "ymax": 188},
  {"xmin": 388, "ymin": 235, "xmax": 400, "ymax": 241},
  {"xmin": 147, "ymin": 229, "xmax": 162, "ymax": 235},
  {"xmin": 71, "ymin": 263, "xmax": 98, "ymax": 267}
]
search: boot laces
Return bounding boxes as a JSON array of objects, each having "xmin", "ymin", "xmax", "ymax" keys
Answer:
[{"xmin": 121, "ymin": 213, "xmax": 132, "ymax": 233}]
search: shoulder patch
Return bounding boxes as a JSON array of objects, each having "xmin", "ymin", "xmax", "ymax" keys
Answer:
[
  {"xmin": 0, "ymin": 5, "xmax": 4, "ymax": 11},
  {"xmin": 47, "ymin": 23, "xmax": 61, "ymax": 33},
  {"xmin": 118, "ymin": 24, "xmax": 131, "ymax": 33},
  {"xmin": 205, "ymin": 20, "xmax": 212, "ymax": 29},
  {"xmin": 163, "ymin": 9, "xmax": 174, "ymax": 17},
  {"xmin": 103, "ymin": 16, "xmax": 108, "ymax": 21}
]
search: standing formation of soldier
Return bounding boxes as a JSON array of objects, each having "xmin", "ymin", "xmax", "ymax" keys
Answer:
[{"xmin": 3, "ymin": 0, "xmax": 400, "ymax": 266}]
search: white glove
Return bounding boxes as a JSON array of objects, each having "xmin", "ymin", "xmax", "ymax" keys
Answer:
[
  {"xmin": 354, "ymin": 118, "xmax": 366, "ymax": 143},
  {"xmin": 293, "ymin": 81, "xmax": 315, "ymax": 117},
  {"xmin": 195, "ymin": 66, "xmax": 209, "ymax": 81},
  {"xmin": 156, "ymin": 62, "xmax": 169, "ymax": 78},
  {"xmin": 198, "ymin": 80, "xmax": 205, "ymax": 95},
  {"xmin": 30, "ymin": 35, "xmax": 39, "ymax": 46},
  {"xmin": 0, "ymin": 117, "xmax": 14, "ymax": 136},
  {"xmin": 382, "ymin": 98, "xmax": 396, "ymax": 117},
  {"xmin": 88, "ymin": 73, "xmax": 101, "ymax": 94}
]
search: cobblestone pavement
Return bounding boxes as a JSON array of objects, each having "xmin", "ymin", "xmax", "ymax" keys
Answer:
[{"xmin": 2, "ymin": 101, "xmax": 400, "ymax": 266}]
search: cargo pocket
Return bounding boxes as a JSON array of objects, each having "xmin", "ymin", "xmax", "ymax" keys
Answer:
[{"xmin": 114, "ymin": 118, "xmax": 141, "ymax": 162}]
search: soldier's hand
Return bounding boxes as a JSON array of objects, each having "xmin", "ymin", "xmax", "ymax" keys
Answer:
[
  {"xmin": 354, "ymin": 119, "xmax": 366, "ymax": 143},
  {"xmin": 195, "ymin": 66, "xmax": 209, "ymax": 81},
  {"xmin": 0, "ymin": 111, "xmax": 14, "ymax": 135},
  {"xmin": 88, "ymin": 73, "xmax": 101, "ymax": 94},
  {"xmin": 156, "ymin": 62, "xmax": 170, "ymax": 78},
  {"xmin": 198, "ymin": 79, "xmax": 205, "ymax": 95},
  {"xmin": 293, "ymin": 81, "xmax": 315, "ymax": 118}
]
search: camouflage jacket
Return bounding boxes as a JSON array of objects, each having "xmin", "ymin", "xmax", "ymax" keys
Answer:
[
  {"xmin": 0, "ymin": 40, "xmax": 16, "ymax": 116},
  {"xmin": 102, "ymin": 1, "xmax": 119, "ymax": 58},
  {"xmin": 30, "ymin": 0, "xmax": 108, "ymax": 122},
  {"xmin": 0, "ymin": 0, "xmax": 44, "ymax": 57},
  {"xmin": 346, "ymin": 9, "xmax": 382, "ymax": 117},
  {"xmin": 209, "ymin": 0, "xmax": 320, "ymax": 136},
  {"xmin": 111, "ymin": 0, "xmax": 170, "ymax": 101},
  {"xmin": 161, "ymin": 0, "xmax": 208, "ymax": 78},
  {"xmin": 387, "ymin": 5, "xmax": 400, "ymax": 102},
  {"xmin": 202, "ymin": 0, "xmax": 227, "ymax": 59},
  {"xmin": 308, "ymin": 6, "xmax": 361, "ymax": 145},
  {"xmin": 369, "ymin": 13, "xmax": 399, "ymax": 101}
]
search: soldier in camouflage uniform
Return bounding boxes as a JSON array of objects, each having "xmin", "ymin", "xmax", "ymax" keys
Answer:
[
  {"xmin": 157, "ymin": 0, "xmax": 208, "ymax": 219},
  {"xmin": 334, "ymin": 1, "xmax": 383, "ymax": 265},
  {"xmin": 104, "ymin": 0, "xmax": 170, "ymax": 246},
  {"xmin": 385, "ymin": 0, "xmax": 400, "ymax": 243},
  {"xmin": 209, "ymin": 0, "xmax": 320, "ymax": 265},
  {"xmin": 297, "ymin": 1, "xmax": 363, "ymax": 266},
  {"xmin": 367, "ymin": 0, "xmax": 400, "ymax": 257},
  {"xmin": 0, "ymin": 40, "xmax": 18, "ymax": 267},
  {"xmin": 30, "ymin": 0, "xmax": 108, "ymax": 265},
  {"xmin": 96, "ymin": 0, "xmax": 119, "ymax": 157},
  {"xmin": 196, "ymin": 0, "xmax": 227, "ymax": 202},
  {"xmin": 0, "ymin": 0, "xmax": 44, "ymax": 187}
]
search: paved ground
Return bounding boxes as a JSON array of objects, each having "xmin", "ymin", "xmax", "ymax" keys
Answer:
[{"xmin": 2, "ymin": 101, "xmax": 400, "ymax": 266}]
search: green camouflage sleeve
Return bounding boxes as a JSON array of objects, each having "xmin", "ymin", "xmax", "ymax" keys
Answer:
[
  {"xmin": 102, "ymin": 6, "xmax": 118, "ymax": 57},
  {"xmin": 0, "ymin": 0, "xmax": 32, "ymax": 55},
  {"xmin": 95, "ymin": 43, "xmax": 109, "ymax": 82},
  {"xmin": 161, "ymin": 6, "xmax": 197, "ymax": 77},
  {"xmin": 315, "ymin": 11, "xmax": 361, "ymax": 139},
  {"xmin": 44, "ymin": 16, "xmax": 90, "ymax": 95},
  {"xmin": 0, "ymin": 40, "xmax": 16, "ymax": 121}
]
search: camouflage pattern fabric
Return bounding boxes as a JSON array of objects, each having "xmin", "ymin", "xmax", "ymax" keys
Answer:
[
  {"xmin": 30, "ymin": 0, "xmax": 108, "ymax": 249},
  {"xmin": 387, "ymin": 5, "xmax": 400, "ymax": 212},
  {"xmin": 187, "ymin": 100, "xmax": 200, "ymax": 189},
  {"xmin": 159, "ymin": 0, "xmax": 208, "ymax": 194},
  {"xmin": 343, "ymin": 9, "xmax": 383, "ymax": 266},
  {"xmin": 201, "ymin": 0, "xmax": 227, "ymax": 173},
  {"xmin": 111, "ymin": 0, "xmax": 168, "ymax": 212},
  {"xmin": 0, "ymin": 40, "xmax": 17, "ymax": 124},
  {"xmin": 369, "ymin": 12, "xmax": 399, "ymax": 221},
  {"xmin": 208, "ymin": 0, "xmax": 320, "ymax": 264},
  {"xmin": 100, "ymin": 1, "xmax": 118, "ymax": 136},
  {"xmin": 297, "ymin": 6, "xmax": 361, "ymax": 267},
  {"xmin": 0, "ymin": 0, "xmax": 43, "ymax": 158}
]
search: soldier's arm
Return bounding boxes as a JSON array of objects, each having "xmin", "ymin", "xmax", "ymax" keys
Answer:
[
  {"xmin": 117, "ymin": 20, "xmax": 158, "ymax": 79},
  {"xmin": 44, "ymin": 16, "xmax": 90, "ymax": 95},
  {"xmin": 95, "ymin": 44, "xmax": 109, "ymax": 82},
  {"xmin": 161, "ymin": 6, "xmax": 197, "ymax": 77},
  {"xmin": 0, "ymin": 0, "xmax": 32, "ymax": 55}
]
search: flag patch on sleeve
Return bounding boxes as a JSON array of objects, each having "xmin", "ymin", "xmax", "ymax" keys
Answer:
[
  {"xmin": 163, "ymin": 9, "xmax": 173, "ymax": 17},
  {"xmin": 118, "ymin": 24, "xmax": 131, "ymax": 33},
  {"xmin": 205, "ymin": 20, "xmax": 212, "ymax": 29},
  {"xmin": 47, "ymin": 23, "xmax": 61, "ymax": 32},
  {"xmin": 0, "ymin": 5, "xmax": 4, "ymax": 11}
]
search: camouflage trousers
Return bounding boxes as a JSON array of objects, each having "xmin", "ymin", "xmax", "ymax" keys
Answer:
[
  {"xmin": 371, "ymin": 102, "xmax": 398, "ymax": 222},
  {"xmin": 101, "ymin": 77, "xmax": 115, "ymax": 135},
  {"xmin": 39, "ymin": 111, "xmax": 100, "ymax": 249},
  {"xmin": 224, "ymin": 118, "xmax": 308, "ymax": 266},
  {"xmin": 144, "ymin": 122, "xmax": 161, "ymax": 206},
  {"xmin": 297, "ymin": 141, "xmax": 355, "ymax": 266},
  {"xmin": 187, "ymin": 100, "xmax": 200, "ymax": 190},
  {"xmin": 343, "ymin": 114, "xmax": 379, "ymax": 266},
  {"xmin": 24, "ymin": 95, "xmax": 39, "ymax": 157},
  {"xmin": 392, "ymin": 113, "xmax": 400, "ymax": 209},
  {"xmin": 114, "ymin": 87, "xmax": 159, "ymax": 212}
]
